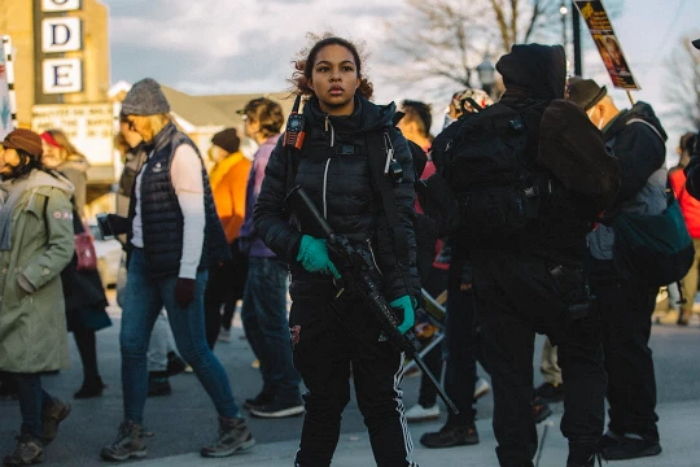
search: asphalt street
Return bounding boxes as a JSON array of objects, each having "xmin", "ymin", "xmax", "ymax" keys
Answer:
[{"xmin": 1, "ymin": 301, "xmax": 700, "ymax": 466}]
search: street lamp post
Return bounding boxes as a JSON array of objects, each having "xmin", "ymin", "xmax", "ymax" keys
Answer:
[{"xmin": 476, "ymin": 57, "xmax": 496, "ymax": 98}]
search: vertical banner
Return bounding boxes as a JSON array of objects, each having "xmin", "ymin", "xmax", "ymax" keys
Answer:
[
  {"xmin": 574, "ymin": 0, "xmax": 640, "ymax": 89},
  {"xmin": 0, "ymin": 35, "xmax": 16, "ymax": 139}
]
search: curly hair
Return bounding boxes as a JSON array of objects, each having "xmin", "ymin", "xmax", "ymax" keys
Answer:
[
  {"xmin": 242, "ymin": 97, "xmax": 284, "ymax": 137},
  {"xmin": 290, "ymin": 33, "xmax": 373, "ymax": 100}
]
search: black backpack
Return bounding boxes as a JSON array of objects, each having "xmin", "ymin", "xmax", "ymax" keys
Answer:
[
  {"xmin": 424, "ymin": 102, "xmax": 546, "ymax": 241},
  {"xmin": 419, "ymin": 100, "xmax": 620, "ymax": 240}
]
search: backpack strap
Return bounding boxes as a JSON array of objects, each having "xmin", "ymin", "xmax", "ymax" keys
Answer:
[
  {"xmin": 367, "ymin": 128, "xmax": 410, "ymax": 261},
  {"xmin": 626, "ymin": 118, "xmax": 664, "ymax": 143}
]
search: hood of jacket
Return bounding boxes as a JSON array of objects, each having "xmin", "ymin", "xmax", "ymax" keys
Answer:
[
  {"xmin": 0, "ymin": 169, "xmax": 74, "ymax": 200},
  {"xmin": 496, "ymin": 44, "xmax": 566, "ymax": 101},
  {"xmin": 303, "ymin": 94, "xmax": 397, "ymax": 136},
  {"xmin": 605, "ymin": 101, "xmax": 668, "ymax": 143},
  {"xmin": 58, "ymin": 155, "xmax": 90, "ymax": 174}
]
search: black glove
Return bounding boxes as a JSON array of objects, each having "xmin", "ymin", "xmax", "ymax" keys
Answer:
[
  {"xmin": 174, "ymin": 278, "xmax": 196, "ymax": 308},
  {"xmin": 106, "ymin": 214, "xmax": 130, "ymax": 235}
]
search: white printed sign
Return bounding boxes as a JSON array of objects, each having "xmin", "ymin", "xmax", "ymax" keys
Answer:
[
  {"xmin": 32, "ymin": 103, "xmax": 114, "ymax": 165},
  {"xmin": 42, "ymin": 0, "xmax": 81, "ymax": 12},
  {"xmin": 42, "ymin": 17, "xmax": 82, "ymax": 53},
  {"xmin": 43, "ymin": 58, "xmax": 82, "ymax": 94}
]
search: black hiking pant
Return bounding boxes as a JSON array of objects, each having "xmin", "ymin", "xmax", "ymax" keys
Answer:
[
  {"xmin": 473, "ymin": 250, "xmax": 606, "ymax": 467},
  {"xmin": 291, "ymin": 289, "xmax": 416, "ymax": 467},
  {"xmin": 589, "ymin": 259, "xmax": 659, "ymax": 441}
]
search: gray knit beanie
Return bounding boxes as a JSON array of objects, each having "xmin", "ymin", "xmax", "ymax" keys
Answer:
[{"xmin": 121, "ymin": 78, "xmax": 170, "ymax": 115}]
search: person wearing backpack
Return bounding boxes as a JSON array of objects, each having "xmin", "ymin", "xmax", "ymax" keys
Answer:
[
  {"xmin": 254, "ymin": 35, "xmax": 419, "ymax": 467},
  {"xmin": 570, "ymin": 78, "xmax": 667, "ymax": 461},
  {"xmin": 430, "ymin": 45, "xmax": 609, "ymax": 467},
  {"xmin": 669, "ymin": 132, "xmax": 700, "ymax": 326}
]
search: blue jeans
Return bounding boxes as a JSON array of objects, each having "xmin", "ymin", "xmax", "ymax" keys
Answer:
[
  {"xmin": 120, "ymin": 249, "xmax": 238, "ymax": 423},
  {"xmin": 241, "ymin": 257, "xmax": 300, "ymax": 402},
  {"xmin": 14, "ymin": 373, "xmax": 51, "ymax": 439}
]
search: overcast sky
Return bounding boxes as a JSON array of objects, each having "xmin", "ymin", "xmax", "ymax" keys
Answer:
[{"xmin": 104, "ymin": 0, "xmax": 698, "ymax": 157}]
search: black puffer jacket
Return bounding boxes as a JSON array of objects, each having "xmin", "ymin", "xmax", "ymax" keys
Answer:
[{"xmin": 254, "ymin": 95, "xmax": 418, "ymax": 302}]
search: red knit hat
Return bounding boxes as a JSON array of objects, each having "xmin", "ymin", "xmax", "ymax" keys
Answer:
[{"xmin": 2, "ymin": 129, "xmax": 43, "ymax": 158}]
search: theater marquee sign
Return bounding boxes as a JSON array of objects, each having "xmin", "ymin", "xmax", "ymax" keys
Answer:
[{"xmin": 40, "ymin": 0, "xmax": 84, "ymax": 94}]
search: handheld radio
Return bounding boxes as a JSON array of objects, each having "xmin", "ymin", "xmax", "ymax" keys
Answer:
[{"xmin": 284, "ymin": 94, "xmax": 306, "ymax": 150}]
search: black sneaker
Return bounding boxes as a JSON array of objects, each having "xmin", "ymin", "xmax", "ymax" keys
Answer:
[
  {"xmin": 532, "ymin": 397, "xmax": 552, "ymax": 424},
  {"xmin": 3, "ymin": 434, "xmax": 44, "ymax": 466},
  {"xmin": 166, "ymin": 352, "xmax": 187, "ymax": 376},
  {"xmin": 100, "ymin": 421, "xmax": 148, "ymax": 462},
  {"xmin": 420, "ymin": 423, "xmax": 479, "ymax": 448},
  {"xmin": 147, "ymin": 373, "xmax": 172, "ymax": 397},
  {"xmin": 0, "ymin": 375, "xmax": 18, "ymax": 401},
  {"xmin": 244, "ymin": 389, "xmax": 274, "ymax": 410},
  {"xmin": 200, "ymin": 416, "xmax": 255, "ymax": 458},
  {"xmin": 534, "ymin": 382, "xmax": 565, "ymax": 403},
  {"xmin": 74, "ymin": 376, "xmax": 106, "ymax": 399},
  {"xmin": 600, "ymin": 433, "xmax": 661, "ymax": 460},
  {"xmin": 249, "ymin": 399, "xmax": 305, "ymax": 419},
  {"xmin": 42, "ymin": 397, "xmax": 71, "ymax": 445}
]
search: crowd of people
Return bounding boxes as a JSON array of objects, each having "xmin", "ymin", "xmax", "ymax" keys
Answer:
[{"xmin": 0, "ymin": 34, "xmax": 699, "ymax": 467}]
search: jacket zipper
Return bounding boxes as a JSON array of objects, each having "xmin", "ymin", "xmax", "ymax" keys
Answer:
[
  {"xmin": 323, "ymin": 158, "xmax": 331, "ymax": 219},
  {"xmin": 322, "ymin": 114, "xmax": 336, "ymax": 219},
  {"xmin": 324, "ymin": 115, "xmax": 335, "ymax": 147},
  {"xmin": 367, "ymin": 238, "xmax": 383, "ymax": 276}
]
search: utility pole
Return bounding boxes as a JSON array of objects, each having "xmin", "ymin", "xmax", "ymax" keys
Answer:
[{"xmin": 572, "ymin": 1, "xmax": 583, "ymax": 76}]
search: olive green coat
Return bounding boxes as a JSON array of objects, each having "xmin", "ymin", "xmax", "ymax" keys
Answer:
[{"xmin": 0, "ymin": 171, "xmax": 75, "ymax": 373}]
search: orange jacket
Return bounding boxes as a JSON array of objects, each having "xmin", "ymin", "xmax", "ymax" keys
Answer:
[
  {"xmin": 209, "ymin": 152, "xmax": 252, "ymax": 243},
  {"xmin": 669, "ymin": 166, "xmax": 700, "ymax": 239}
]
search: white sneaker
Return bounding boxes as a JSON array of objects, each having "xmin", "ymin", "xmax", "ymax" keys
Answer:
[
  {"xmin": 218, "ymin": 328, "xmax": 231, "ymax": 343},
  {"xmin": 404, "ymin": 403, "xmax": 440, "ymax": 422},
  {"xmin": 474, "ymin": 378, "xmax": 491, "ymax": 400}
]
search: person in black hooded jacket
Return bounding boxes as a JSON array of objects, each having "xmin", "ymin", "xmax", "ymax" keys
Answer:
[
  {"xmin": 468, "ymin": 44, "xmax": 607, "ymax": 467},
  {"xmin": 573, "ymin": 78, "xmax": 667, "ymax": 461},
  {"xmin": 254, "ymin": 36, "xmax": 419, "ymax": 467}
]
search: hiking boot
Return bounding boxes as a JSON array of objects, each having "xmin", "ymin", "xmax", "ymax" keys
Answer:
[
  {"xmin": 147, "ymin": 372, "xmax": 172, "ymax": 397},
  {"xmin": 74, "ymin": 376, "xmax": 106, "ymax": 399},
  {"xmin": 567, "ymin": 441, "xmax": 602, "ymax": 467},
  {"xmin": 3, "ymin": 434, "xmax": 43, "ymax": 466},
  {"xmin": 244, "ymin": 389, "xmax": 274, "ymax": 410},
  {"xmin": 405, "ymin": 403, "xmax": 440, "ymax": 422},
  {"xmin": 600, "ymin": 433, "xmax": 661, "ymax": 460},
  {"xmin": 420, "ymin": 423, "xmax": 479, "ymax": 448},
  {"xmin": 532, "ymin": 397, "xmax": 552, "ymax": 424},
  {"xmin": 100, "ymin": 420, "xmax": 148, "ymax": 462},
  {"xmin": 249, "ymin": 398, "xmax": 305, "ymax": 419},
  {"xmin": 42, "ymin": 397, "xmax": 71, "ymax": 445},
  {"xmin": 534, "ymin": 382, "xmax": 565, "ymax": 403},
  {"xmin": 200, "ymin": 416, "xmax": 255, "ymax": 458}
]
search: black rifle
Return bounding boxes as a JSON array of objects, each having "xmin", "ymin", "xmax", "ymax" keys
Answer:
[{"xmin": 288, "ymin": 185, "xmax": 459, "ymax": 414}]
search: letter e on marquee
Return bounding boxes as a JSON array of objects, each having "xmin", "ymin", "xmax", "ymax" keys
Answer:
[
  {"xmin": 42, "ymin": 0, "xmax": 81, "ymax": 12},
  {"xmin": 42, "ymin": 17, "xmax": 82, "ymax": 53},
  {"xmin": 43, "ymin": 58, "xmax": 82, "ymax": 94}
]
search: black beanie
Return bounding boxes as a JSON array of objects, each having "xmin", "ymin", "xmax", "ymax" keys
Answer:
[
  {"xmin": 567, "ymin": 77, "xmax": 607, "ymax": 110},
  {"xmin": 211, "ymin": 128, "xmax": 241, "ymax": 154}
]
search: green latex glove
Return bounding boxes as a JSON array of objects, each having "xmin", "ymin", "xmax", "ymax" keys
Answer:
[
  {"xmin": 391, "ymin": 295, "xmax": 415, "ymax": 335},
  {"xmin": 296, "ymin": 234, "xmax": 341, "ymax": 278}
]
